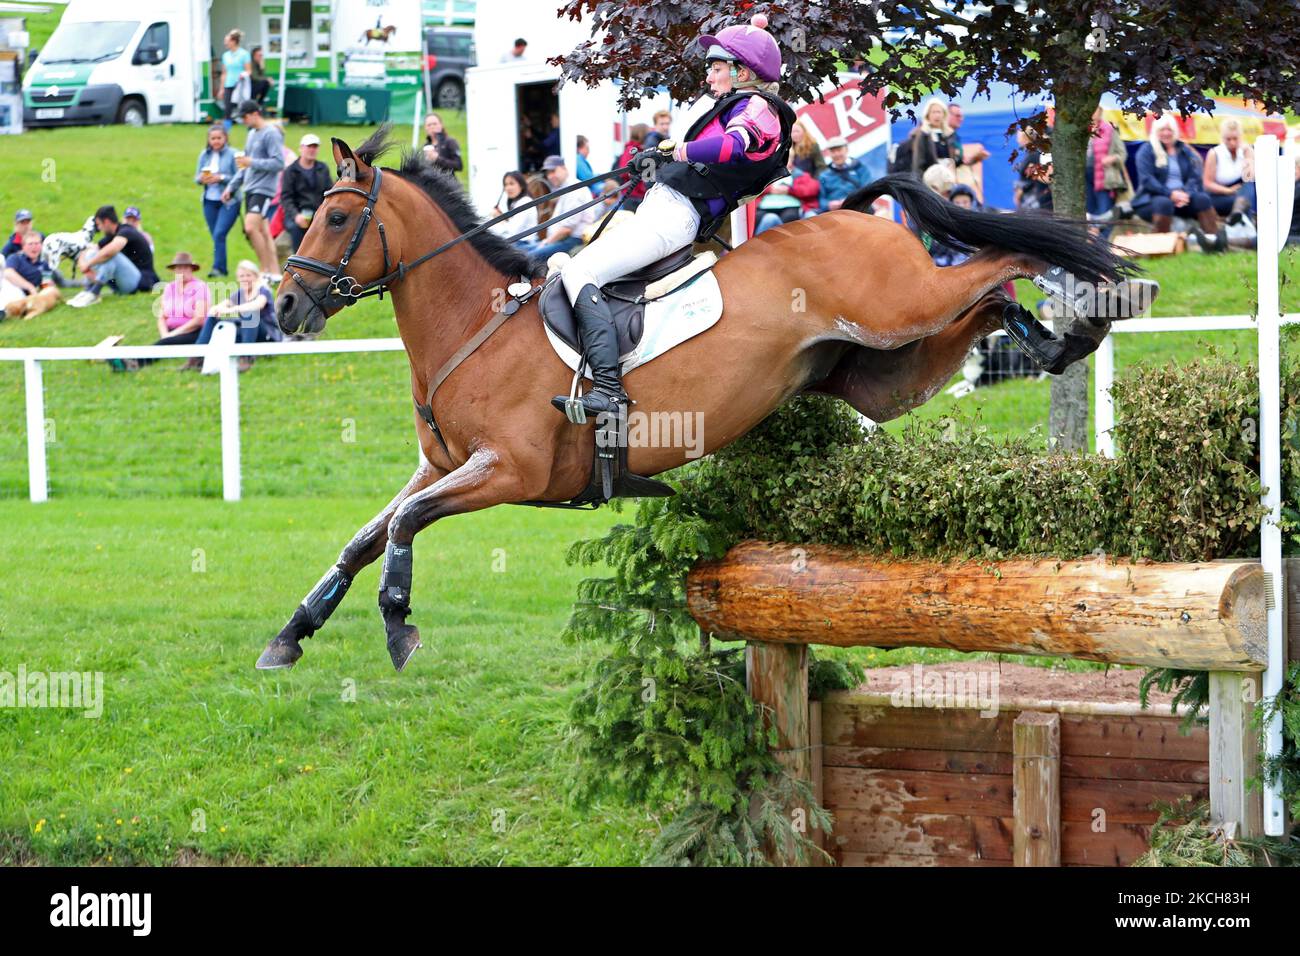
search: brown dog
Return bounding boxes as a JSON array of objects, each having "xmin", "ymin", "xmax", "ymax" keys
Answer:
[{"xmin": 4, "ymin": 282, "xmax": 62, "ymax": 320}]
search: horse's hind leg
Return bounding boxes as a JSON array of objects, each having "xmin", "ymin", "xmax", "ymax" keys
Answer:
[
  {"xmin": 377, "ymin": 447, "xmax": 527, "ymax": 672},
  {"xmin": 255, "ymin": 458, "xmax": 446, "ymax": 669},
  {"xmin": 812, "ymin": 290, "xmax": 1008, "ymax": 422}
]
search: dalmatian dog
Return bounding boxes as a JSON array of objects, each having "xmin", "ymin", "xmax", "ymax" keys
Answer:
[{"xmin": 41, "ymin": 216, "xmax": 97, "ymax": 278}]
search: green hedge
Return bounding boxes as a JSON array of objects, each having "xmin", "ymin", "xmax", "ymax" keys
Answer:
[{"xmin": 563, "ymin": 351, "xmax": 1300, "ymax": 865}]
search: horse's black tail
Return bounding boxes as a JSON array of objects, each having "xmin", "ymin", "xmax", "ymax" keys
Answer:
[{"xmin": 843, "ymin": 174, "xmax": 1140, "ymax": 285}]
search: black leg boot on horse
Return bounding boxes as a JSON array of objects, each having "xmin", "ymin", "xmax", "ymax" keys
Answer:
[
  {"xmin": 550, "ymin": 283, "xmax": 629, "ymax": 421},
  {"xmin": 999, "ymin": 301, "xmax": 1110, "ymax": 376}
]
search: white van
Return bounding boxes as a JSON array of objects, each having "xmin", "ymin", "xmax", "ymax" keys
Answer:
[{"xmin": 22, "ymin": 0, "xmax": 205, "ymax": 128}]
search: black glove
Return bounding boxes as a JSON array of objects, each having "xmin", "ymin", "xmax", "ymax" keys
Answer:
[{"xmin": 630, "ymin": 140, "xmax": 677, "ymax": 184}]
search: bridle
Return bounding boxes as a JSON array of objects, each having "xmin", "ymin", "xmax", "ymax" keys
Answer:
[{"xmin": 283, "ymin": 166, "xmax": 401, "ymax": 321}]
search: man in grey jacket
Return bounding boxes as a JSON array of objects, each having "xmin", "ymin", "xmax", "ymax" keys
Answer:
[{"xmin": 223, "ymin": 100, "xmax": 285, "ymax": 282}]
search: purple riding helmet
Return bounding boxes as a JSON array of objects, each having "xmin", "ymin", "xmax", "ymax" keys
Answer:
[{"xmin": 697, "ymin": 13, "xmax": 782, "ymax": 82}]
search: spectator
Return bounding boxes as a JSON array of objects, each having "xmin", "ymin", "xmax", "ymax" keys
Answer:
[
  {"xmin": 906, "ymin": 98, "xmax": 962, "ymax": 179},
  {"xmin": 920, "ymin": 164, "xmax": 966, "ymax": 266},
  {"xmin": 488, "ymin": 171, "xmax": 537, "ymax": 241},
  {"xmin": 113, "ymin": 252, "xmax": 212, "ymax": 371},
  {"xmin": 581, "ymin": 179, "xmax": 634, "ymax": 242},
  {"xmin": 1084, "ymin": 106, "xmax": 1132, "ymax": 230},
  {"xmin": 499, "ymin": 38, "xmax": 528, "ymax": 63},
  {"xmin": 1014, "ymin": 128, "xmax": 1054, "ymax": 212},
  {"xmin": 539, "ymin": 112, "xmax": 561, "ymax": 158},
  {"xmin": 789, "ymin": 118, "xmax": 825, "ymax": 179},
  {"xmin": 122, "ymin": 207, "xmax": 153, "ymax": 252},
  {"xmin": 755, "ymin": 151, "xmax": 819, "ymax": 233},
  {"xmin": 615, "ymin": 123, "xmax": 651, "ymax": 211},
  {"xmin": 421, "ymin": 112, "xmax": 463, "ymax": 174},
  {"xmin": 947, "ymin": 102, "xmax": 990, "ymax": 199},
  {"xmin": 216, "ymin": 30, "xmax": 252, "ymax": 130},
  {"xmin": 949, "ymin": 183, "xmax": 980, "ymax": 210},
  {"xmin": 68, "ymin": 205, "xmax": 158, "ymax": 307},
  {"xmin": 643, "ymin": 110, "xmax": 673, "ymax": 150},
  {"xmin": 0, "ymin": 233, "xmax": 54, "ymax": 312},
  {"xmin": 1204, "ymin": 118, "xmax": 1256, "ymax": 225},
  {"xmin": 195, "ymin": 123, "xmax": 241, "ymax": 277},
  {"xmin": 575, "ymin": 136, "xmax": 596, "ymax": 197},
  {"xmin": 224, "ymin": 100, "xmax": 285, "ymax": 281},
  {"xmin": 523, "ymin": 155, "xmax": 595, "ymax": 261},
  {"xmin": 817, "ymin": 137, "xmax": 872, "ymax": 212},
  {"xmin": 3, "ymin": 210, "xmax": 42, "ymax": 258},
  {"xmin": 281, "ymin": 133, "xmax": 331, "ymax": 252},
  {"xmin": 180, "ymin": 260, "xmax": 280, "ymax": 371},
  {"xmin": 249, "ymin": 46, "xmax": 272, "ymax": 107},
  {"xmin": 1130, "ymin": 112, "xmax": 1223, "ymax": 251}
]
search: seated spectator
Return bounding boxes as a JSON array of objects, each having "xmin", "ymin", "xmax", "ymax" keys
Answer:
[
  {"xmin": 790, "ymin": 118, "xmax": 825, "ymax": 179},
  {"xmin": 1130, "ymin": 112, "xmax": 1223, "ymax": 251},
  {"xmin": 122, "ymin": 207, "xmax": 154, "ymax": 252},
  {"xmin": 1, "ymin": 233, "xmax": 60, "ymax": 318},
  {"xmin": 1204, "ymin": 118, "xmax": 1256, "ymax": 225},
  {"xmin": 282, "ymin": 133, "xmax": 331, "ymax": 252},
  {"xmin": 489, "ymin": 171, "xmax": 538, "ymax": 241},
  {"xmin": 949, "ymin": 183, "xmax": 980, "ymax": 210},
  {"xmin": 113, "ymin": 252, "xmax": 212, "ymax": 371},
  {"xmin": 250, "ymin": 46, "xmax": 273, "ymax": 106},
  {"xmin": 180, "ymin": 260, "xmax": 279, "ymax": 371},
  {"xmin": 2, "ymin": 209, "xmax": 43, "ymax": 258},
  {"xmin": 755, "ymin": 153, "xmax": 819, "ymax": 234},
  {"xmin": 69, "ymin": 205, "xmax": 159, "ymax": 307},
  {"xmin": 522, "ymin": 156, "xmax": 595, "ymax": 262},
  {"xmin": 817, "ymin": 137, "xmax": 872, "ymax": 212},
  {"xmin": 581, "ymin": 179, "xmax": 634, "ymax": 242},
  {"xmin": 422, "ymin": 112, "xmax": 464, "ymax": 174},
  {"xmin": 920, "ymin": 164, "xmax": 966, "ymax": 267}
]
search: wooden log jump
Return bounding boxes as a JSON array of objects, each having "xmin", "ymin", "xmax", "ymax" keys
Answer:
[
  {"xmin": 685, "ymin": 541, "xmax": 1283, "ymax": 865},
  {"xmin": 688, "ymin": 540, "xmax": 1268, "ymax": 672}
]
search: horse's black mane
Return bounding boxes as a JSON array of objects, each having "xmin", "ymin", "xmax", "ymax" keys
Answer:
[{"xmin": 352, "ymin": 125, "xmax": 543, "ymax": 279}]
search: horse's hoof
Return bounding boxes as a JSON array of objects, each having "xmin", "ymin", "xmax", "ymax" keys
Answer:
[
  {"xmin": 387, "ymin": 625, "xmax": 422, "ymax": 672},
  {"xmin": 256, "ymin": 635, "xmax": 303, "ymax": 670}
]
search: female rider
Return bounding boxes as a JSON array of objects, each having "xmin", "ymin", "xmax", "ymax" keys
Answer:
[{"xmin": 550, "ymin": 13, "xmax": 797, "ymax": 419}]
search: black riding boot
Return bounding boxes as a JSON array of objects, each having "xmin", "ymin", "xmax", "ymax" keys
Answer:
[{"xmin": 551, "ymin": 284, "xmax": 629, "ymax": 420}]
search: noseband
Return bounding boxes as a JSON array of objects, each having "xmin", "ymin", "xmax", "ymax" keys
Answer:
[{"xmin": 284, "ymin": 167, "xmax": 404, "ymax": 319}]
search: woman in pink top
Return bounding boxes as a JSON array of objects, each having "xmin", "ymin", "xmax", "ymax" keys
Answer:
[
  {"xmin": 551, "ymin": 12, "xmax": 795, "ymax": 420},
  {"xmin": 114, "ymin": 252, "xmax": 213, "ymax": 371}
]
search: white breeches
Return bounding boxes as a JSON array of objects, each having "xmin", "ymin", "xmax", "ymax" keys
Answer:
[{"xmin": 560, "ymin": 183, "xmax": 702, "ymax": 306}]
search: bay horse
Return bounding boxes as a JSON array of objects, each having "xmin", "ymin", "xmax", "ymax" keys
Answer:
[{"xmin": 257, "ymin": 128, "xmax": 1149, "ymax": 671}]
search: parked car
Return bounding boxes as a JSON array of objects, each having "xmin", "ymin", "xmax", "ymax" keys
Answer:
[{"xmin": 424, "ymin": 27, "xmax": 475, "ymax": 111}]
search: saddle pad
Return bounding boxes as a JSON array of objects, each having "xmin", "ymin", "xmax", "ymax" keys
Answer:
[{"xmin": 543, "ymin": 272, "xmax": 724, "ymax": 377}]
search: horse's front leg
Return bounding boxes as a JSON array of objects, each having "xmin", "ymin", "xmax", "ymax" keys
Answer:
[
  {"xmin": 378, "ymin": 446, "xmax": 526, "ymax": 672},
  {"xmin": 255, "ymin": 458, "xmax": 447, "ymax": 669}
]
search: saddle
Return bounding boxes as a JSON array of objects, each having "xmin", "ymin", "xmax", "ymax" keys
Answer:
[
  {"xmin": 520, "ymin": 246, "xmax": 717, "ymax": 510},
  {"xmin": 537, "ymin": 245, "xmax": 700, "ymax": 356}
]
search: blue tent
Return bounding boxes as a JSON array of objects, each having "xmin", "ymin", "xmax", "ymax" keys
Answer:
[{"xmin": 890, "ymin": 78, "xmax": 1050, "ymax": 210}]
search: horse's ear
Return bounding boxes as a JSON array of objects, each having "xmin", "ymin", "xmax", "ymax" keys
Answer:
[{"xmin": 332, "ymin": 138, "xmax": 369, "ymax": 182}]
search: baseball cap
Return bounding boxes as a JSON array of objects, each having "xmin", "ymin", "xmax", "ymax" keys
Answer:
[
  {"xmin": 541, "ymin": 155, "xmax": 566, "ymax": 171},
  {"xmin": 14, "ymin": 209, "xmax": 32, "ymax": 222},
  {"xmin": 824, "ymin": 136, "xmax": 849, "ymax": 150},
  {"xmin": 236, "ymin": 99, "xmax": 262, "ymax": 117},
  {"xmin": 124, "ymin": 206, "xmax": 141, "ymax": 219},
  {"xmin": 300, "ymin": 133, "xmax": 321, "ymax": 147}
]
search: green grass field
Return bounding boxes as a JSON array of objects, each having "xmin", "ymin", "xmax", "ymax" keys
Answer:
[{"xmin": 2, "ymin": 118, "xmax": 1298, "ymax": 864}]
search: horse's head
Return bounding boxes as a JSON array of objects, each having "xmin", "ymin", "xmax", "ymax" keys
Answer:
[{"xmin": 277, "ymin": 137, "xmax": 395, "ymax": 336}]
